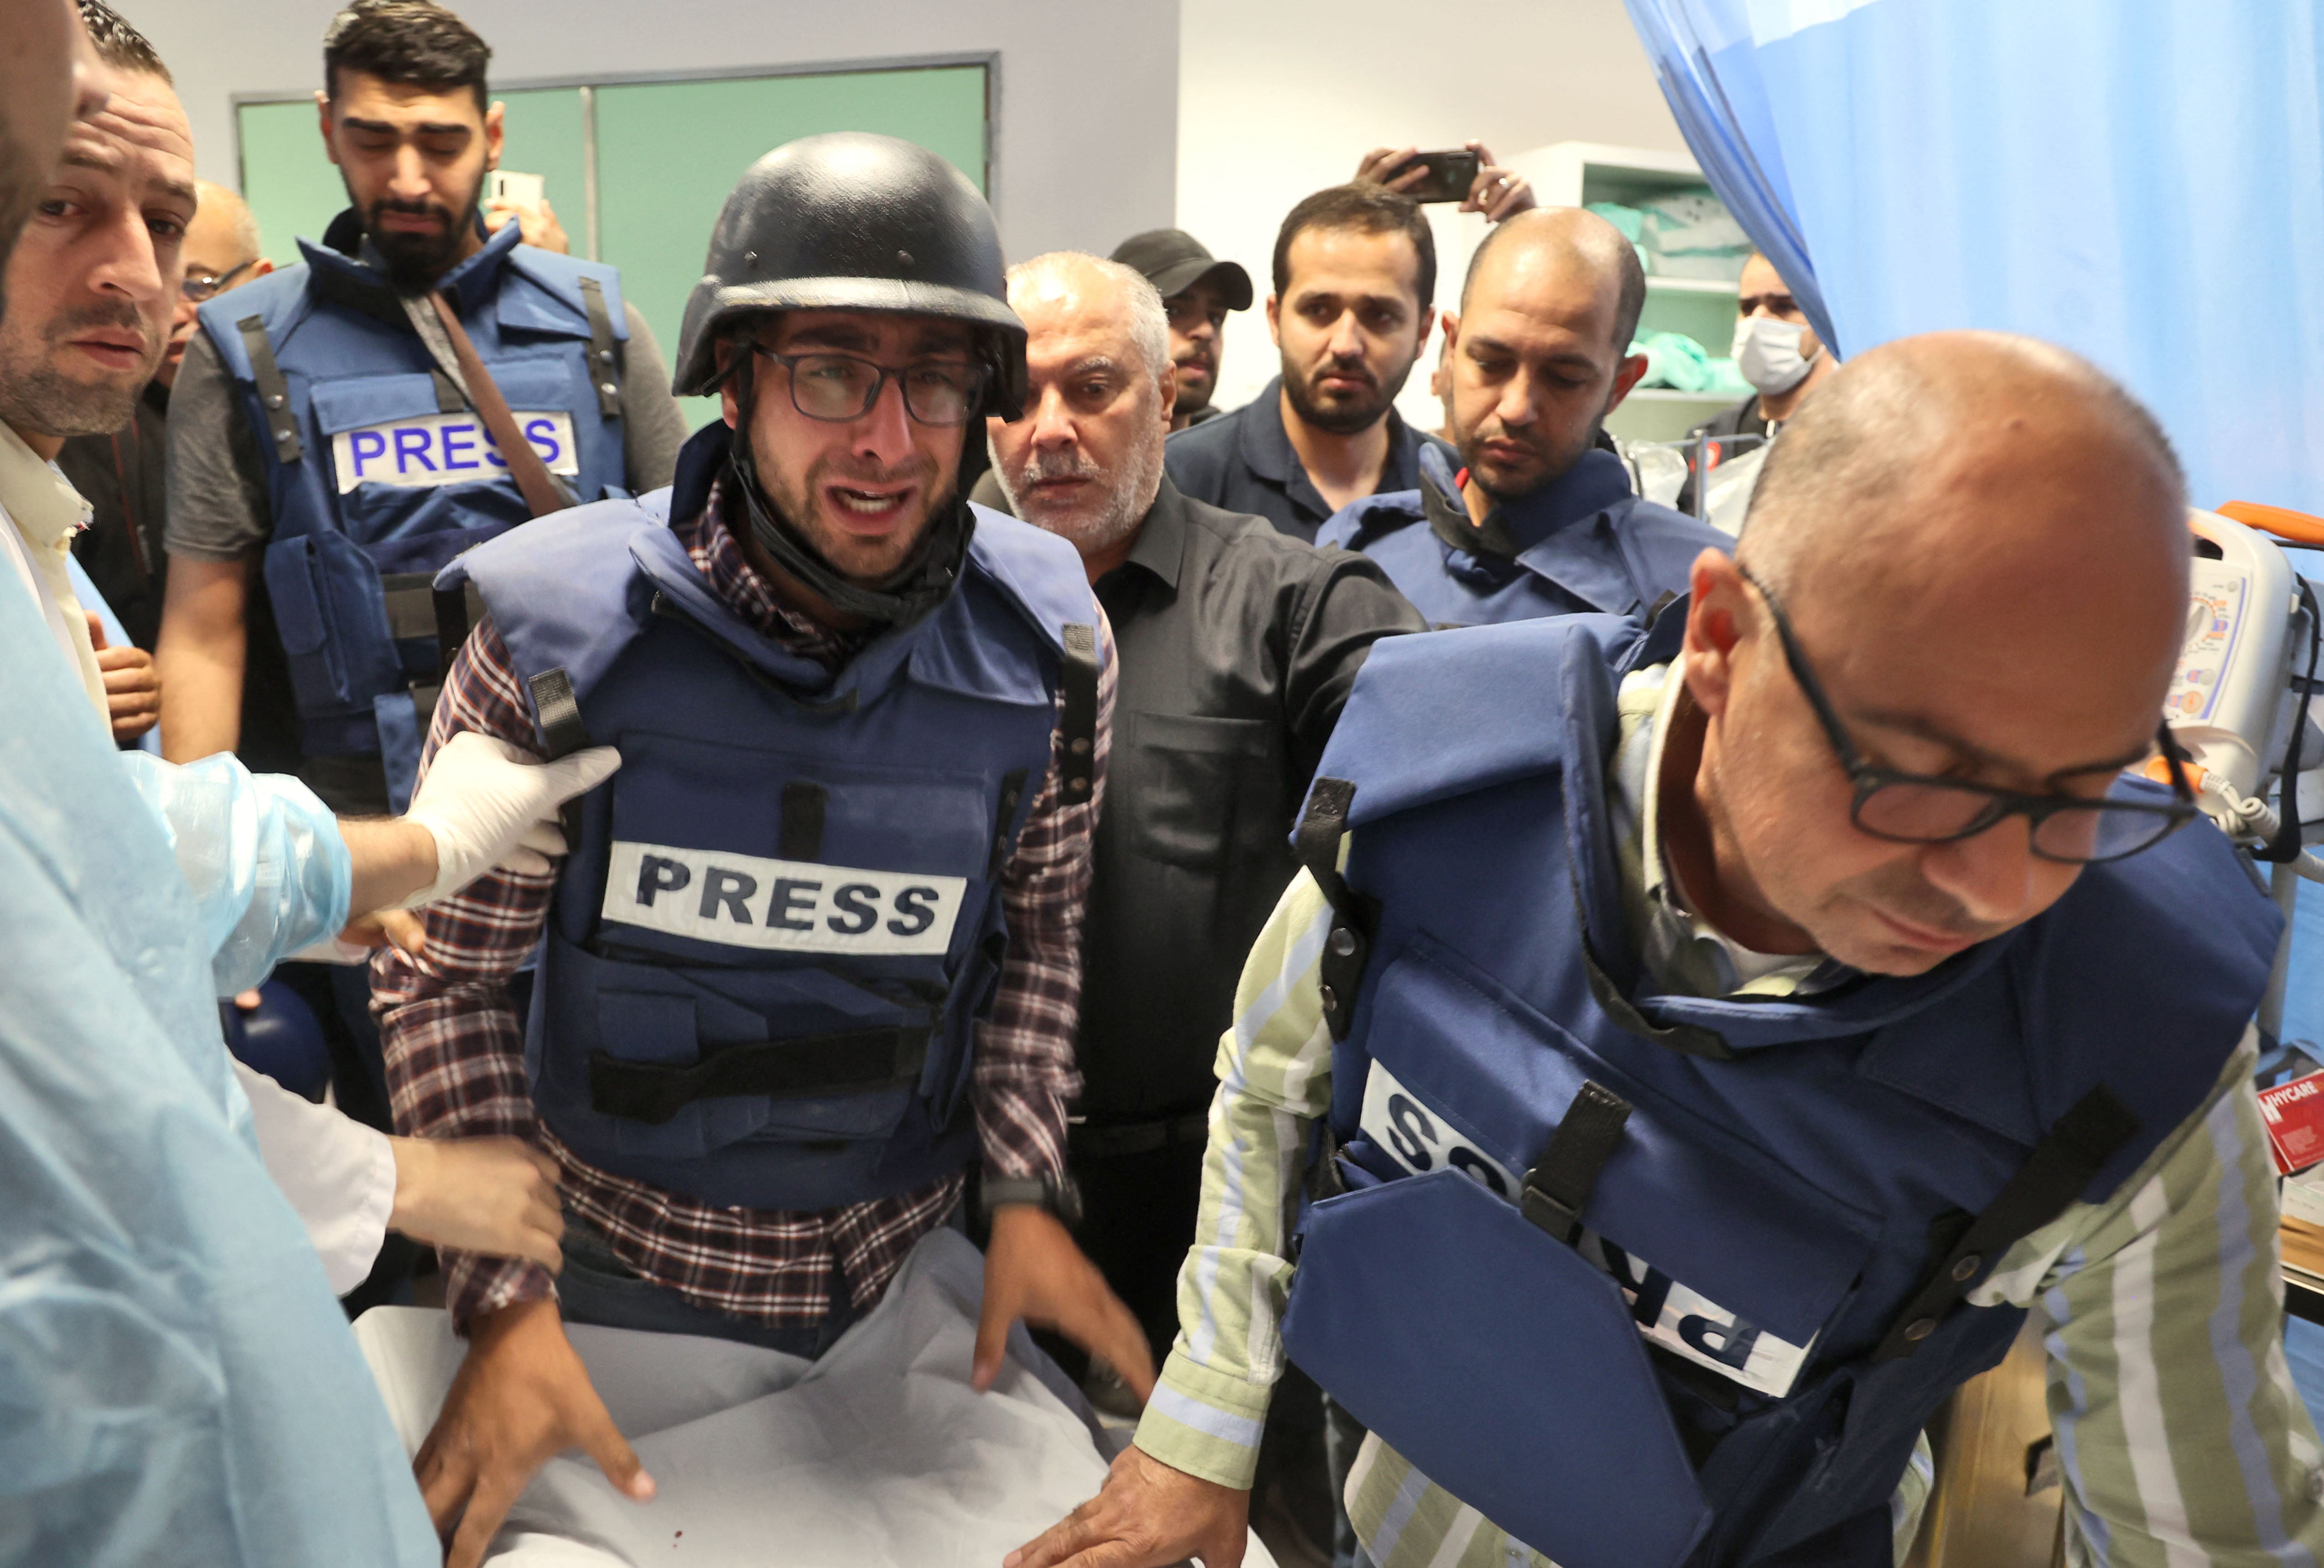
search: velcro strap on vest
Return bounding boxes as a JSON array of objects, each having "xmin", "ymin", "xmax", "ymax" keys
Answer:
[
  {"xmin": 1296, "ymin": 777, "xmax": 1375, "ymax": 1041},
  {"xmin": 779, "ymin": 780, "xmax": 827, "ymax": 861},
  {"xmin": 588, "ymin": 1025, "xmax": 930, "ymax": 1126},
  {"xmin": 986, "ymin": 767, "xmax": 1031, "ymax": 880},
  {"xmin": 378, "ymin": 574, "xmax": 483, "ymax": 679},
  {"xmin": 527, "ymin": 665, "xmax": 592, "ymax": 849},
  {"xmin": 1873, "ymin": 1084, "xmax": 2139, "ymax": 1360},
  {"xmin": 1520, "ymin": 1080, "xmax": 1634, "ymax": 1244},
  {"xmin": 1059, "ymin": 623, "xmax": 1098, "ymax": 804},
  {"xmin": 429, "ymin": 367, "xmax": 463, "ymax": 413},
  {"xmin": 238, "ymin": 315, "xmax": 302, "ymax": 464},
  {"xmin": 579, "ymin": 275, "xmax": 622, "ymax": 421}
]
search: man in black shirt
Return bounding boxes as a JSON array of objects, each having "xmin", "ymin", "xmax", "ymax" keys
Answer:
[
  {"xmin": 1110, "ymin": 228, "xmax": 1252, "ymax": 431},
  {"xmin": 58, "ymin": 179, "xmax": 270, "ymax": 679},
  {"xmin": 987, "ymin": 248, "xmax": 1422, "ymax": 1360},
  {"xmin": 1163, "ymin": 184, "xmax": 1449, "ymax": 544}
]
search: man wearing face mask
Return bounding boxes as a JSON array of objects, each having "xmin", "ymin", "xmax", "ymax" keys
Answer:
[
  {"xmin": 1317, "ymin": 209, "xmax": 1726, "ymax": 632},
  {"xmin": 1676, "ymin": 252, "xmax": 1839, "ymax": 521}
]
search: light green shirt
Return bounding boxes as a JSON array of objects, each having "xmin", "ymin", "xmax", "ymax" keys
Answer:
[{"xmin": 1134, "ymin": 661, "xmax": 2324, "ymax": 1568}]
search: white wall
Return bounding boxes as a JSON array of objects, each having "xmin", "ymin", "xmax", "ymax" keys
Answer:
[
  {"xmin": 124, "ymin": 0, "xmax": 1181, "ymax": 266},
  {"xmin": 1175, "ymin": 0, "xmax": 1689, "ymax": 427}
]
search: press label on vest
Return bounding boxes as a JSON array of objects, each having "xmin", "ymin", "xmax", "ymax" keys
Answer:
[
  {"xmin": 1359, "ymin": 1061, "xmax": 1816, "ymax": 1398},
  {"xmin": 602, "ymin": 841, "xmax": 965, "ymax": 957},
  {"xmin": 331, "ymin": 410, "xmax": 580, "ymax": 494}
]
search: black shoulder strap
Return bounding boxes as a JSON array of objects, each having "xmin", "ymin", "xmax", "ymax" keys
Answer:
[
  {"xmin": 1294, "ymin": 777, "xmax": 1375, "ymax": 1039},
  {"xmin": 579, "ymin": 276, "xmax": 622, "ymax": 421},
  {"xmin": 1873, "ymin": 1084, "xmax": 2140, "ymax": 1360},
  {"xmin": 528, "ymin": 667, "xmax": 591, "ymax": 759},
  {"xmin": 238, "ymin": 314, "xmax": 302, "ymax": 465},
  {"xmin": 1521, "ymin": 1081, "xmax": 1634, "ymax": 1245},
  {"xmin": 1058, "ymin": 623, "xmax": 1098, "ymax": 805}
]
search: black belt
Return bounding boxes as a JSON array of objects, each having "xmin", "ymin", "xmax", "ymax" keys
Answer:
[
  {"xmin": 589, "ymin": 1024, "xmax": 928, "ymax": 1126},
  {"xmin": 1068, "ymin": 1110, "xmax": 1212, "ymax": 1160}
]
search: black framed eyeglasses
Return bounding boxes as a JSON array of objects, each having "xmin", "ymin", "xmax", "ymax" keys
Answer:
[
  {"xmin": 1738, "ymin": 563, "xmax": 2199, "ymax": 864},
  {"xmin": 752, "ymin": 347, "xmax": 987, "ymax": 427},
  {"xmin": 181, "ymin": 259, "xmax": 257, "ymax": 302}
]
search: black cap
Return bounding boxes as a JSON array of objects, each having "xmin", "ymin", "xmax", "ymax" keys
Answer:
[{"xmin": 1110, "ymin": 229, "xmax": 1254, "ymax": 311}]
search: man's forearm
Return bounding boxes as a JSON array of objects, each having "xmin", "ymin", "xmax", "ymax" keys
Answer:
[
  {"xmin": 155, "ymin": 554, "xmax": 250, "ymax": 763},
  {"xmin": 338, "ymin": 816, "xmax": 440, "ymax": 918}
]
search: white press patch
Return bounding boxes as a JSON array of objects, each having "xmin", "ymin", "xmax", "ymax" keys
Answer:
[
  {"xmin": 331, "ymin": 410, "xmax": 579, "ymax": 494},
  {"xmin": 1359, "ymin": 1061, "xmax": 1816, "ymax": 1397},
  {"xmin": 602, "ymin": 841, "xmax": 965, "ymax": 957}
]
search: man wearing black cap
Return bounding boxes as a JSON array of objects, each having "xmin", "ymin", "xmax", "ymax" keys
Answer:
[{"xmin": 1111, "ymin": 228, "xmax": 1253, "ymax": 431}]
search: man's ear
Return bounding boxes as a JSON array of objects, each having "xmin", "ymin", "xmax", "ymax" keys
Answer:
[
  {"xmin": 1608, "ymin": 352, "xmax": 1651, "ymax": 412},
  {"xmin": 1683, "ymin": 549, "xmax": 1751, "ymax": 721},
  {"xmin": 483, "ymin": 99, "xmax": 506, "ymax": 169},
  {"xmin": 1156, "ymin": 362, "xmax": 1178, "ymax": 431},
  {"xmin": 314, "ymin": 90, "xmax": 340, "ymax": 168},
  {"xmin": 1264, "ymin": 292, "xmax": 1281, "ymax": 348},
  {"xmin": 253, "ymin": 258, "xmax": 275, "ymax": 278},
  {"xmin": 714, "ymin": 338, "xmax": 740, "ymax": 429}
]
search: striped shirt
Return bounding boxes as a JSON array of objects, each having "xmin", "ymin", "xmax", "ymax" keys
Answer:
[
  {"xmin": 1134, "ymin": 661, "xmax": 2324, "ymax": 1567},
  {"xmin": 373, "ymin": 481, "xmax": 1113, "ymax": 1328}
]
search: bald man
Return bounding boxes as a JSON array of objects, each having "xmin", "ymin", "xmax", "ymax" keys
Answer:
[
  {"xmin": 1021, "ymin": 332, "xmax": 2324, "ymax": 1568},
  {"xmin": 1317, "ymin": 208, "xmax": 1726, "ymax": 631},
  {"xmin": 57, "ymin": 179, "xmax": 270, "ymax": 653}
]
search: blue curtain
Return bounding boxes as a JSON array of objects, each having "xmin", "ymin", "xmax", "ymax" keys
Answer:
[{"xmin": 1622, "ymin": 0, "xmax": 2324, "ymax": 516}]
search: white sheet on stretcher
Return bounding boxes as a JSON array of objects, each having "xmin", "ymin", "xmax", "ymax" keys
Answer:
[{"xmin": 355, "ymin": 1228, "xmax": 1278, "ymax": 1568}]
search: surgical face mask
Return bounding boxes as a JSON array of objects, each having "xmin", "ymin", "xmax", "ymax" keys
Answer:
[{"xmin": 1732, "ymin": 315, "xmax": 1820, "ymax": 396}]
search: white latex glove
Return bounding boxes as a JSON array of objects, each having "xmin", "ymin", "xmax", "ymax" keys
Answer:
[{"xmin": 397, "ymin": 730, "xmax": 622, "ymax": 908}]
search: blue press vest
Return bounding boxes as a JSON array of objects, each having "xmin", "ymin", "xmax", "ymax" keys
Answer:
[
  {"xmin": 444, "ymin": 439, "xmax": 1096, "ymax": 1212},
  {"xmin": 200, "ymin": 217, "xmax": 631, "ymax": 807},
  {"xmin": 1315, "ymin": 445, "xmax": 1725, "ymax": 629},
  {"xmin": 1278, "ymin": 619, "xmax": 2277, "ymax": 1568}
]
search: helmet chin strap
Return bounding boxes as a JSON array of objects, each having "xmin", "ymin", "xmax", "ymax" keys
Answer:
[{"xmin": 723, "ymin": 345, "xmax": 975, "ymax": 631}]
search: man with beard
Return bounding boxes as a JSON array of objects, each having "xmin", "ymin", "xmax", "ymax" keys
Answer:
[
  {"xmin": 0, "ymin": 0, "xmax": 181, "ymax": 738},
  {"xmin": 57, "ymin": 180, "xmax": 270, "ymax": 664},
  {"xmin": 158, "ymin": 0, "xmax": 686, "ymax": 819},
  {"xmin": 374, "ymin": 135, "xmax": 1153, "ymax": 1568},
  {"xmin": 986, "ymin": 250, "xmax": 1418, "ymax": 1394},
  {"xmin": 1164, "ymin": 184, "xmax": 1448, "ymax": 544},
  {"xmin": 1111, "ymin": 229, "xmax": 1252, "ymax": 431},
  {"xmin": 1319, "ymin": 208, "xmax": 1727, "ymax": 631}
]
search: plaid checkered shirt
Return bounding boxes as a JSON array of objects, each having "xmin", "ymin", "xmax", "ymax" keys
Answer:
[{"xmin": 373, "ymin": 478, "xmax": 1112, "ymax": 1327}]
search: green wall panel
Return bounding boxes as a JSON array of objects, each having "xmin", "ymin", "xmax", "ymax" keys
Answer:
[
  {"xmin": 236, "ymin": 98, "xmax": 343, "ymax": 260},
  {"xmin": 594, "ymin": 65, "xmax": 986, "ymax": 429}
]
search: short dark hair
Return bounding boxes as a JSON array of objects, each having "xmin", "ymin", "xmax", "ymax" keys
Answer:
[
  {"xmin": 78, "ymin": 0, "xmax": 170, "ymax": 84},
  {"xmin": 1271, "ymin": 184, "xmax": 1435, "ymax": 314},
  {"xmin": 323, "ymin": 0, "xmax": 490, "ymax": 112}
]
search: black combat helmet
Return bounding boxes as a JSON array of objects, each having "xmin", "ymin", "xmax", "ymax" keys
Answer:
[
  {"xmin": 671, "ymin": 133, "xmax": 1022, "ymax": 629},
  {"xmin": 672, "ymin": 132, "xmax": 1025, "ymax": 418}
]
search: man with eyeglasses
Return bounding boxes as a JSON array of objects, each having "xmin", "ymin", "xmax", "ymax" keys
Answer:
[
  {"xmin": 1019, "ymin": 331, "xmax": 2324, "ymax": 1568},
  {"xmin": 55, "ymin": 178, "xmax": 266, "ymax": 660},
  {"xmin": 372, "ymin": 133, "xmax": 1151, "ymax": 1567}
]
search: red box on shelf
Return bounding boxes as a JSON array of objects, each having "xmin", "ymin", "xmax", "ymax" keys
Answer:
[{"xmin": 2259, "ymin": 1071, "xmax": 2324, "ymax": 1175}]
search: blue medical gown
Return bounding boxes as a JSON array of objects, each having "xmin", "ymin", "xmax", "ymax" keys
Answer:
[
  {"xmin": 117, "ymin": 749, "xmax": 351, "ymax": 997},
  {"xmin": 0, "ymin": 576, "xmax": 435, "ymax": 1563}
]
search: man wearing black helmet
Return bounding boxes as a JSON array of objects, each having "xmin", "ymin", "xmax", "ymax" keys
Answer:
[{"xmin": 374, "ymin": 133, "xmax": 1147, "ymax": 1567}]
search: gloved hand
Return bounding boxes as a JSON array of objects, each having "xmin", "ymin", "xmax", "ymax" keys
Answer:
[{"xmin": 397, "ymin": 730, "xmax": 621, "ymax": 908}]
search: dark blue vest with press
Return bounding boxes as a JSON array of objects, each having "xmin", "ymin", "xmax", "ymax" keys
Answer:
[
  {"xmin": 443, "ymin": 432, "xmax": 1097, "ymax": 1212},
  {"xmin": 1314, "ymin": 444, "xmax": 1726, "ymax": 630},
  {"xmin": 1275, "ymin": 618, "xmax": 2276, "ymax": 1568},
  {"xmin": 199, "ymin": 216, "xmax": 632, "ymax": 808}
]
